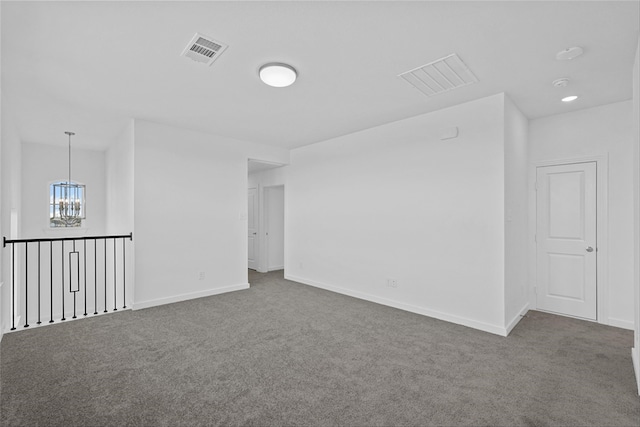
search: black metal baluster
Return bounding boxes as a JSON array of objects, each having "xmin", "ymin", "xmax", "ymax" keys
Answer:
[
  {"xmin": 2, "ymin": 233, "xmax": 133, "ymax": 327},
  {"xmin": 104, "ymin": 239, "xmax": 107, "ymax": 313},
  {"xmin": 72, "ymin": 240, "xmax": 77, "ymax": 319},
  {"xmin": 11, "ymin": 243, "xmax": 15, "ymax": 331},
  {"xmin": 84, "ymin": 239, "xmax": 87, "ymax": 316},
  {"xmin": 61, "ymin": 240, "xmax": 65, "ymax": 321},
  {"xmin": 123, "ymin": 238, "xmax": 126, "ymax": 309},
  {"xmin": 37, "ymin": 241, "xmax": 41, "ymax": 324},
  {"xmin": 94, "ymin": 239, "xmax": 98, "ymax": 315},
  {"xmin": 49, "ymin": 241, "xmax": 54, "ymax": 323},
  {"xmin": 24, "ymin": 243, "xmax": 29, "ymax": 327},
  {"xmin": 113, "ymin": 239, "xmax": 117, "ymax": 311}
]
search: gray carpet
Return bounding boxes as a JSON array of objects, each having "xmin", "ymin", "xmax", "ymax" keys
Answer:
[{"xmin": 1, "ymin": 270, "xmax": 638, "ymax": 426}]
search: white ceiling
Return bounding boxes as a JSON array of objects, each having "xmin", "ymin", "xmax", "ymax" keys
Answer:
[{"xmin": 2, "ymin": 1, "xmax": 639, "ymax": 150}]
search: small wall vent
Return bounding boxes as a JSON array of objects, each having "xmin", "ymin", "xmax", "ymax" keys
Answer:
[
  {"xmin": 398, "ymin": 53, "xmax": 478, "ymax": 97},
  {"xmin": 181, "ymin": 33, "xmax": 228, "ymax": 66}
]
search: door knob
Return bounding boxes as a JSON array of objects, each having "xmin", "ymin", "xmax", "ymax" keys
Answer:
[
  {"xmin": 586, "ymin": 246, "xmax": 594, "ymax": 252},
  {"xmin": 252, "ymin": 232, "xmax": 257, "ymax": 235}
]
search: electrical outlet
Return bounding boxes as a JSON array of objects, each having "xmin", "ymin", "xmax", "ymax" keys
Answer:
[
  {"xmin": 198, "ymin": 271, "xmax": 205, "ymax": 280},
  {"xmin": 387, "ymin": 278, "xmax": 398, "ymax": 288}
]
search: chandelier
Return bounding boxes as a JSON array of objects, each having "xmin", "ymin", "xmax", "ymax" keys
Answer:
[{"xmin": 50, "ymin": 131, "xmax": 85, "ymax": 227}]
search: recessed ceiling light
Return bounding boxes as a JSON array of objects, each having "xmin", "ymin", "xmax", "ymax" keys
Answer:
[
  {"xmin": 561, "ymin": 95, "xmax": 579, "ymax": 102},
  {"xmin": 259, "ymin": 63, "xmax": 297, "ymax": 87},
  {"xmin": 556, "ymin": 46, "xmax": 584, "ymax": 61}
]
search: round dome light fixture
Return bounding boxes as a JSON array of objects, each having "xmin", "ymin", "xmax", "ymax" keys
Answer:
[
  {"xmin": 561, "ymin": 95, "xmax": 579, "ymax": 102},
  {"xmin": 259, "ymin": 63, "xmax": 297, "ymax": 87},
  {"xmin": 556, "ymin": 46, "xmax": 584, "ymax": 61}
]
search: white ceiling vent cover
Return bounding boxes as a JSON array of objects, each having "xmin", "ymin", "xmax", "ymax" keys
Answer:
[
  {"xmin": 181, "ymin": 33, "xmax": 228, "ymax": 66},
  {"xmin": 398, "ymin": 54, "xmax": 478, "ymax": 97}
]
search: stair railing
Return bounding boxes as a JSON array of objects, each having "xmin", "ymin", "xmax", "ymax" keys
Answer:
[{"xmin": 3, "ymin": 232, "xmax": 133, "ymax": 331}]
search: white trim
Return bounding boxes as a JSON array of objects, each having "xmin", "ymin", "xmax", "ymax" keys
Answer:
[
  {"xmin": 132, "ymin": 283, "xmax": 249, "ymax": 310},
  {"xmin": 608, "ymin": 317, "xmax": 635, "ymax": 330},
  {"xmin": 285, "ymin": 274, "xmax": 510, "ymax": 336},
  {"xmin": 268, "ymin": 265, "xmax": 284, "ymax": 272},
  {"xmin": 505, "ymin": 303, "xmax": 530, "ymax": 335},
  {"xmin": 632, "ymin": 347, "xmax": 640, "ymax": 396},
  {"xmin": 529, "ymin": 153, "xmax": 609, "ymax": 325}
]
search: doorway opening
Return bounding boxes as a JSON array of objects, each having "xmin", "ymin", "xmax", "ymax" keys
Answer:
[{"xmin": 247, "ymin": 160, "xmax": 285, "ymax": 276}]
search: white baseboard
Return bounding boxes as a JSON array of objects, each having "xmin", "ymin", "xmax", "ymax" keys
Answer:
[
  {"xmin": 268, "ymin": 265, "xmax": 284, "ymax": 272},
  {"xmin": 285, "ymin": 274, "xmax": 509, "ymax": 336},
  {"xmin": 632, "ymin": 347, "xmax": 640, "ymax": 396},
  {"xmin": 608, "ymin": 317, "xmax": 635, "ymax": 330},
  {"xmin": 132, "ymin": 283, "xmax": 249, "ymax": 311},
  {"xmin": 505, "ymin": 302, "xmax": 530, "ymax": 335}
]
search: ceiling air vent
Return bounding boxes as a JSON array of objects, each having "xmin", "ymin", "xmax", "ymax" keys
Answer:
[
  {"xmin": 398, "ymin": 53, "xmax": 478, "ymax": 97},
  {"xmin": 181, "ymin": 33, "xmax": 228, "ymax": 66}
]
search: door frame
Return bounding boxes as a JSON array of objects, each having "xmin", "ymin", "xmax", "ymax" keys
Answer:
[{"xmin": 529, "ymin": 153, "xmax": 609, "ymax": 325}]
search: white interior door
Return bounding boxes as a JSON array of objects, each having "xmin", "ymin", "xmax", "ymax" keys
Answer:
[
  {"xmin": 536, "ymin": 162, "xmax": 597, "ymax": 320},
  {"xmin": 265, "ymin": 186, "xmax": 285, "ymax": 271},
  {"xmin": 248, "ymin": 188, "xmax": 258, "ymax": 270}
]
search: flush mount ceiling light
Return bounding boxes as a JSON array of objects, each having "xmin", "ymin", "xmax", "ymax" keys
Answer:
[
  {"xmin": 562, "ymin": 95, "xmax": 579, "ymax": 102},
  {"xmin": 556, "ymin": 46, "xmax": 584, "ymax": 61},
  {"xmin": 259, "ymin": 63, "xmax": 297, "ymax": 87}
]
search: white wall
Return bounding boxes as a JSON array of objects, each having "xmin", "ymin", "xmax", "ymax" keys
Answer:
[
  {"xmin": 0, "ymin": 1, "xmax": 3, "ymax": 342},
  {"xmin": 504, "ymin": 95, "xmax": 529, "ymax": 329},
  {"xmin": 248, "ymin": 166, "xmax": 286, "ymax": 189},
  {"xmin": 529, "ymin": 101, "xmax": 635, "ymax": 329},
  {"xmin": 106, "ymin": 120, "xmax": 134, "ymax": 235},
  {"xmin": 266, "ymin": 186, "xmax": 284, "ymax": 271},
  {"xmin": 286, "ymin": 94, "xmax": 511, "ymax": 335},
  {"xmin": 21, "ymin": 142, "xmax": 106, "ymax": 237},
  {"xmin": 632, "ymin": 35, "xmax": 639, "ymax": 395},
  {"xmin": 133, "ymin": 120, "xmax": 288, "ymax": 309},
  {"xmin": 106, "ymin": 120, "xmax": 135, "ymax": 308},
  {"xmin": 1, "ymin": 109, "xmax": 21, "ymax": 335}
]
